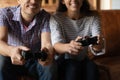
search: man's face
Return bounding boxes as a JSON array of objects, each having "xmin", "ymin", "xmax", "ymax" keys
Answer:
[{"xmin": 18, "ymin": 0, "xmax": 42, "ymax": 16}]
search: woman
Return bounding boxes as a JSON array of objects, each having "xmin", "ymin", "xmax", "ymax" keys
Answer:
[{"xmin": 50, "ymin": 0, "xmax": 105, "ymax": 80}]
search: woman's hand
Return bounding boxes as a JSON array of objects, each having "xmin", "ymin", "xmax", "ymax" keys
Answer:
[
  {"xmin": 67, "ymin": 36, "xmax": 84, "ymax": 55},
  {"xmin": 92, "ymin": 35, "xmax": 104, "ymax": 53}
]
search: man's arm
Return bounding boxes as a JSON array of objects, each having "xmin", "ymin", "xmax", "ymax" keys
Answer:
[
  {"xmin": 0, "ymin": 26, "xmax": 29, "ymax": 65},
  {"xmin": 0, "ymin": 26, "xmax": 11, "ymax": 56},
  {"xmin": 41, "ymin": 32, "xmax": 53, "ymax": 50},
  {"xmin": 39, "ymin": 32, "xmax": 54, "ymax": 66}
]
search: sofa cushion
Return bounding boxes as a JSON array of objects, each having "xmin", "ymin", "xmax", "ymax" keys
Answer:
[
  {"xmin": 99, "ymin": 10, "xmax": 120, "ymax": 57},
  {"xmin": 95, "ymin": 56, "xmax": 120, "ymax": 80}
]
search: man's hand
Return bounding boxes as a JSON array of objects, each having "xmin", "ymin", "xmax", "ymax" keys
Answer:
[
  {"xmin": 38, "ymin": 47, "xmax": 54, "ymax": 66},
  {"xmin": 9, "ymin": 46, "xmax": 29, "ymax": 65}
]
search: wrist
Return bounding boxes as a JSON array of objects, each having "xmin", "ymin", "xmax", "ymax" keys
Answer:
[{"xmin": 92, "ymin": 47, "xmax": 102, "ymax": 53}]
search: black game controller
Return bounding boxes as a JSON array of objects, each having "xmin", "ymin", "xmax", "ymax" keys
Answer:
[
  {"xmin": 21, "ymin": 50, "xmax": 48, "ymax": 61},
  {"xmin": 77, "ymin": 36, "xmax": 98, "ymax": 46}
]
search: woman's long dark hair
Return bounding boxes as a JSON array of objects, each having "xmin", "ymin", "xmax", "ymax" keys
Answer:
[{"xmin": 56, "ymin": 0, "xmax": 96, "ymax": 15}]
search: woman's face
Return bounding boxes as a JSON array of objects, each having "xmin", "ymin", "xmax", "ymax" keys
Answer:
[{"xmin": 62, "ymin": 0, "xmax": 83, "ymax": 12}]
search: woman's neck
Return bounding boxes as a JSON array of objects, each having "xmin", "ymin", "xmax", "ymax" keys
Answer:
[{"xmin": 66, "ymin": 11, "xmax": 82, "ymax": 20}]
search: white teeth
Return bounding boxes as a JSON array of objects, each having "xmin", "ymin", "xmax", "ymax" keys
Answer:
[
  {"xmin": 71, "ymin": 3, "xmax": 77, "ymax": 7},
  {"xmin": 29, "ymin": 5, "xmax": 36, "ymax": 8},
  {"xmin": 72, "ymin": 4, "xmax": 76, "ymax": 6},
  {"xmin": 71, "ymin": 2, "xmax": 77, "ymax": 6}
]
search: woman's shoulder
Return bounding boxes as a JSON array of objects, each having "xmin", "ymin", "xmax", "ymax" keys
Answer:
[
  {"xmin": 83, "ymin": 10, "xmax": 100, "ymax": 20},
  {"xmin": 52, "ymin": 12, "xmax": 65, "ymax": 18},
  {"xmin": 51, "ymin": 12, "xmax": 66, "ymax": 22},
  {"xmin": 82, "ymin": 15, "xmax": 100, "ymax": 23}
]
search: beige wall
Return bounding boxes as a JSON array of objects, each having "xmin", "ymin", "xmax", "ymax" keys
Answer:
[
  {"xmin": 88, "ymin": 0, "xmax": 97, "ymax": 9},
  {"xmin": 0, "ymin": 0, "xmax": 57, "ymax": 12},
  {"xmin": 101, "ymin": 0, "xmax": 111, "ymax": 9},
  {"xmin": 0, "ymin": 0, "xmax": 97, "ymax": 12},
  {"xmin": 0, "ymin": 0, "xmax": 18, "ymax": 8}
]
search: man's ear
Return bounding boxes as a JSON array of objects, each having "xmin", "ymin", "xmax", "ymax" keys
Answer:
[{"xmin": 17, "ymin": 0, "xmax": 20, "ymax": 4}]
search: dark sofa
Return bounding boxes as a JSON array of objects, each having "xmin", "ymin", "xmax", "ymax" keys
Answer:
[
  {"xmin": 93, "ymin": 10, "xmax": 120, "ymax": 80},
  {"xmin": 19, "ymin": 10, "xmax": 120, "ymax": 80}
]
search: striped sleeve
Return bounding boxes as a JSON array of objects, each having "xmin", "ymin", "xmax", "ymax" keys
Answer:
[
  {"xmin": 50, "ymin": 16, "xmax": 65, "ymax": 45},
  {"xmin": 91, "ymin": 16, "xmax": 101, "ymax": 36}
]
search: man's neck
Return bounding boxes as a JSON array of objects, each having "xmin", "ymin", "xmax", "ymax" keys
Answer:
[{"xmin": 21, "ymin": 11, "xmax": 35, "ymax": 26}]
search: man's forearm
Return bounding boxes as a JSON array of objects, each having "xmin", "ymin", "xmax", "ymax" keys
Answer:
[{"xmin": 0, "ymin": 40, "xmax": 12, "ymax": 57}]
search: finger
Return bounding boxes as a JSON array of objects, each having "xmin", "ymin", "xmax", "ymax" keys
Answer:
[
  {"xmin": 18, "ymin": 46, "xmax": 30, "ymax": 51},
  {"xmin": 69, "ymin": 46, "xmax": 83, "ymax": 55},
  {"xmin": 74, "ymin": 45, "xmax": 83, "ymax": 50},
  {"xmin": 70, "ymin": 47, "xmax": 79, "ymax": 53},
  {"xmin": 74, "ymin": 42, "xmax": 82, "ymax": 46},
  {"xmin": 15, "ymin": 53, "xmax": 23, "ymax": 61},
  {"xmin": 75, "ymin": 36, "xmax": 82, "ymax": 41},
  {"xmin": 12, "ymin": 58, "xmax": 24, "ymax": 65},
  {"xmin": 70, "ymin": 42, "xmax": 80, "ymax": 48},
  {"xmin": 70, "ymin": 41, "xmax": 82, "ymax": 49}
]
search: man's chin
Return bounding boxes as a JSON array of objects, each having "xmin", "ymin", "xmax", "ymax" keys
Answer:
[{"xmin": 27, "ymin": 11, "xmax": 39, "ymax": 15}]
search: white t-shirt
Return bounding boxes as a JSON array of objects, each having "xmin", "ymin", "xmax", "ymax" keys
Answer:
[{"xmin": 50, "ymin": 12, "xmax": 105, "ymax": 61}]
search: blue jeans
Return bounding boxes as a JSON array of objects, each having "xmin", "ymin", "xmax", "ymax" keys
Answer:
[
  {"xmin": 57, "ymin": 57, "xmax": 99, "ymax": 80},
  {"xmin": 0, "ymin": 55, "xmax": 58, "ymax": 80}
]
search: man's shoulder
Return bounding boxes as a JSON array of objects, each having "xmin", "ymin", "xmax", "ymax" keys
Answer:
[
  {"xmin": 0, "ymin": 6, "xmax": 19, "ymax": 16},
  {"xmin": 38, "ymin": 9, "xmax": 50, "ymax": 17},
  {"xmin": 36, "ymin": 9, "xmax": 51, "ymax": 23}
]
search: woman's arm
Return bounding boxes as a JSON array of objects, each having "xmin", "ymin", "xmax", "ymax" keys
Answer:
[{"xmin": 90, "ymin": 16, "xmax": 105, "ymax": 55}]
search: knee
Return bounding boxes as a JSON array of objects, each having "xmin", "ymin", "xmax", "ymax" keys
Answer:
[
  {"xmin": 37, "ymin": 61, "xmax": 58, "ymax": 74},
  {"xmin": 0, "ymin": 56, "xmax": 6, "ymax": 70},
  {"xmin": 37, "ymin": 62, "xmax": 58, "ymax": 80},
  {"xmin": 44, "ymin": 62, "xmax": 58, "ymax": 74}
]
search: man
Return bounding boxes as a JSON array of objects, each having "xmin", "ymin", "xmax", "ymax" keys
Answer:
[{"xmin": 0, "ymin": 0, "xmax": 57, "ymax": 80}]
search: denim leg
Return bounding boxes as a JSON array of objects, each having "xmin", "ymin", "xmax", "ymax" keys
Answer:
[
  {"xmin": 60, "ymin": 59, "xmax": 82, "ymax": 80},
  {"xmin": 24, "ymin": 60, "xmax": 58, "ymax": 80},
  {"xmin": 85, "ymin": 59, "xmax": 99, "ymax": 80},
  {"xmin": 37, "ymin": 61, "xmax": 58, "ymax": 80},
  {"xmin": 0, "ymin": 55, "xmax": 58, "ymax": 80},
  {"xmin": 0, "ymin": 55, "xmax": 20, "ymax": 80},
  {"xmin": 24, "ymin": 60, "xmax": 39, "ymax": 79},
  {"xmin": 64, "ymin": 61, "xmax": 80, "ymax": 80},
  {"xmin": 0, "ymin": 55, "xmax": 4, "ymax": 80},
  {"xmin": 57, "ymin": 58, "xmax": 99, "ymax": 80}
]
